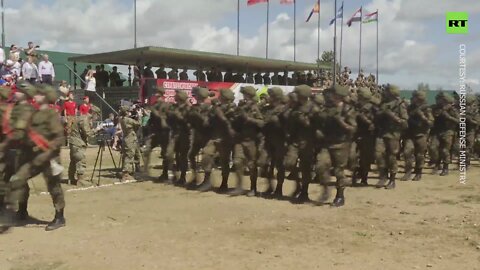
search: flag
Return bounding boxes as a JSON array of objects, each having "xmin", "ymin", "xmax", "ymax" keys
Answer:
[
  {"xmin": 306, "ymin": 1, "xmax": 320, "ymax": 22},
  {"xmin": 247, "ymin": 0, "xmax": 268, "ymax": 6},
  {"xmin": 329, "ymin": 1, "xmax": 343, "ymax": 25},
  {"xmin": 363, "ymin": 10, "xmax": 378, "ymax": 23},
  {"xmin": 346, "ymin": 7, "xmax": 362, "ymax": 27},
  {"xmin": 280, "ymin": 0, "xmax": 294, "ymax": 4}
]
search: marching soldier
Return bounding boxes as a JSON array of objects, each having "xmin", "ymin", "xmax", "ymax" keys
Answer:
[
  {"xmin": 119, "ymin": 106, "xmax": 141, "ymax": 181},
  {"xmin": 434, "ymin": 93, "xmax": 459, "ymax": 176},
  {"xmin": 144, "ymin": 87, "xmax": 171, "ymax": 181},
  {"xmin": 230, "ymin": 86, "xmax": 264, "ymax": 196},
  {"xmin": 166, "ymin": 91, "xmax": 191, "ymax": 185},
  {"xmin": 465, "ymin": 96, "xmax": 480, "ymax": 168},
  {"xmin": 197, "ymin": 89, "xmax": 236, "ymax": 192},
  {"xmin": 375, "ymin": 84, "xmax": 408, "ymax": 189},
  {"xmin": 402, "ymin": 90, "xmax": 434, "ymax": 181},
  {"xmin": 68, "ymin": 112, "xmax": 95, "ymax": 186},
  {"xmin": 186, "ymin": 87, "xmax": 211, "ymax": 189},
  {"xmin": 316, "ymin": 85, "xmax": 357, "ymax": 207}
]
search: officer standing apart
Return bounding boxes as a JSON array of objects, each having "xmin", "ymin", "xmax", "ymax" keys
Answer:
[{"xmin": 120, "ymin": 106, "xmax": 141, "ymax": 181}]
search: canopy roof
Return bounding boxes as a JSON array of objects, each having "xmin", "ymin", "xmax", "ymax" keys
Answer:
[{"xmin": 68, "ymin": 46, "xmax": 331, "ymax": 73}]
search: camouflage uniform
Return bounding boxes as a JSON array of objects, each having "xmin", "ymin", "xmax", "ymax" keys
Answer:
[
  {"xmin": 68, "ymin": 115, "xmax": 94, "ymax": 186},
  {"xmin": 465, "ymin": 96, "xmax": 480, "ymax": 167},
  {"xmin": 186, "ymin": 87, "xmax": 211, "ymax": 188},
  {"xmin": 316, "ymin": 85, "xmax": 357, "ymax": 207},
  {"xmin": 230, "ymin": 86, "xmax": 264, "ymax": 196},
  {"xmin": 166, "ymin": 91, "xmax": 191, "ymax": 185},
  {"xmin": 144, "ymin": 87, "xmax": 171, "ymax": 180},
  {"xmin": 284, "ymin": 85, "xmax": 316, "ymax": 202},
  {"xmin": 198, "ymin": 89, "xmax": 236, "ymax": 192},
  {"xmin": 435, "ymin": 93, "xmax": 459, "ymax": 176},
  {"xmin": 120, "ymin": 107, "xmax": 141, "ymax": 179},
  {"xmin": 375, "ymin": 85, "xmax": 408, "ymax": 189},
  {"xmin": 402, "ymin": 90, "xmax": 434, "ymax": 181}
]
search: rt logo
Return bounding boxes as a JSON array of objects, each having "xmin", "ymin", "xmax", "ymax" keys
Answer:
[{"xmin": 446, "ymin": 12, "xmax": 468, "ymax": 34}]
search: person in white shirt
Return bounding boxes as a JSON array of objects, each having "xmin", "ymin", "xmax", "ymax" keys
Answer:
[
  {"xmin": 0, "ymin": 47, "xmax": 5, "ymax": 67},
  {"xmin": 9, "ymin": 45, "xmax": 21, "ymax": 62},
  {"xmin": 38, "ymin": 54, "xmax": 55, "ymax": 85},
  {"xmin": 22, "ymin": 56, "xmax": 39, "ymax": 84},
  {"xmin": 85, "ymin": 69, "xmax": 96, "ymax": 99}
]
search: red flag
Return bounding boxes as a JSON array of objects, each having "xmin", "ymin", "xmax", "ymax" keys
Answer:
[
  {"xmin": 280, "ymin": 0, "xmax": 295, "ymax": 4},
  {"xmin": 247, "ymin": 0, "xmax": 268, "ymax": 6}
]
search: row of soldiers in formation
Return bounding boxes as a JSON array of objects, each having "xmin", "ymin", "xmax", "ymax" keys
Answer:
[
  {"xmin": 128, "ymin": 83, "xmax": 478, "ymax": 208},
  {"xmin": 0, "ymin": 82, "xmax": 67, "ymax": 232}
]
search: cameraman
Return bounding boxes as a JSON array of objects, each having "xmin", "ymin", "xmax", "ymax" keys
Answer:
[{"xmin": 119, "ymin": 106, "xmax": 141, "ymax": 181}]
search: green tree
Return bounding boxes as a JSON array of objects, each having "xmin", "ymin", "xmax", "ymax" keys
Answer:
[{"xmin": 320, "ymin": 50, "xmax": 334, "ymax": 63}]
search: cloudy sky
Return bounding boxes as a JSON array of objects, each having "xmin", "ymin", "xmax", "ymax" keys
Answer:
[{"xmin": 3, "ymin": 0, "xmax": 479, "ymax": 90}]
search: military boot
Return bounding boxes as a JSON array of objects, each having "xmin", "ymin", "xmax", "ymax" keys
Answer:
[
  {"xmin": 375, "ymin": 169, "xmax": 388, "ymax": 188},
  {"xmin": 331, "ymin": 187, "xmax": 345, "ymax": 207},
  {"xmin": 186, "ymin": 171, "xmax": 199, "ymax": 190},
  {"xmin": 45, "ymin": 209, "xmax": 66, "ymax": 231},
  {"xmin": 175, "ymin": 172, "xmax": 187, "ymax": 187},
  {"xmin": 16, "ymin": 202, "xmax": 29, "ymax": 223},
  {"xmin": 400, "ymin": 170, "xmax": 412, "ymax": 181},
  {"xmin": 351, "ymin": 168, "xmax": 359, "ymax": 186},
  {"xmin": 0, "ymin": 207, "xmax": 15, "ymax": 234},
  {"xmin": 440, "ymin": 164, "xmax": 449, "ymax": 176},
  {"xmin": 273, "ymin": 181, "xmax": 284, "ymax": 198},
  {"xmin": 228, "ymin": 174, "xmax": 245, "ymax": 196},
  {"xmin": 217, "ymin": 174, "xmax": 229, "ymax": 193},
  {"xmin": 360, "ymin": 171, "xmax": 369, "ymax": 186},
  {"xmin": 197, "ymin": 172, "xmax": 213, "ymax": 192},
  {"xmin": 385, "ymin": 173, "xmax": 396, "ymax": 189},
  {"xmin": 246, "ymin": 178, "xmax": 258, "ymax": 197},
  {"xmin": 157, "ymin": 170, "xmax": 169, "ymax": 183},
  {"xmin": 432, "ymin": 163, "xmax": 441, "ymax": 175},
  {"xmin": 412, "ymin": 169, "xmax": 422, "ymax": 181},
  {"xmin": 293, "ymin": 183, "xmax": 310, "ymax": 204}
]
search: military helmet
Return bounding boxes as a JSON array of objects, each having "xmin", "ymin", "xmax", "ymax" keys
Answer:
[
  {"xmin": 442, "ymin": 93, "xmax": 454, "ymax": 103},
  {"xmin": 313, "ymin": 94, "xmax": 324, "ymax": 105},
  {"xmin": 332, "ymin": 85, "xmax": 349, "ymax": 97},
  {"xmin": 0, "ymin": 86, "xmax": 11, "ymax": 100},
  {"xmin": 16, "ymin": 80, "xmax": 37, "ymax": 98},
  {"xmin": 294, "ymin": 84, "xmax": 312, "ymax": 98},
  {"xmin": 412, "ymin": 90, "xmax": 427, "ymax": 101},
  {"xmin": 192, "ymin": 87, "xmax": 209, "ymax": 99},
  {"xmin": 267, "ymin": 87, "xmax": 284, "ymax": 100},
  {"xmin": 240, "ymin": 86, "xmax": 256, "ymax": 97},
  {"xmin": 357, "ymin": 87, "xmax": 372, "ymax": 100},
  {"xmin": 385, "ymin": 84, "xmax": 400, "ymax": 97},
  {"xmin": 175, "ymin": 90, "xmax": 189, "ymax": 102},
  {"xmin": 119, "ymin": 105, "xmax": 129, "ymax": 116},
  {"xmin": 220, "ymin": 88, "xmax": 235, "ymax": 101}
]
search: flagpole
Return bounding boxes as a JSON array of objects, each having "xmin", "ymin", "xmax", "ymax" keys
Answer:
[
  {"xmin": 294, "ymin": 0, "xmax": 296, "ymax": 61},
  {"xmin": 358, "ymin": 6, "xmax": 362, "ymax": 74},
  {"xmin": 339, "ymin": 1, "xmax": 344, "ymax": 69},
  {"xmin": 266, "ymin": 0, "xmax": 270, "ymax": 59},
  {"xmin": 134, "ymin": 0, "xmax": 137, "ymax": 48},
  {"xmin": 376, "ymin": 9, "xmax": 379, "ymax": 83},
  {"xmin": 333, "ymin": 0, "xmax": 337, "ymax": 86},
  {"xmin": 237, "ymin": 0, "xmax": 240, "ymax": 56},
  {"xmin": 317, "ymin": 0, "xmax": 321, "ymax": 61}
]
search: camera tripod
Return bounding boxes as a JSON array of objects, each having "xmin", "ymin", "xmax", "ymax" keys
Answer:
[{"xmin": 90, "ymin": 136, "xmax": 118, "ymax": 186}]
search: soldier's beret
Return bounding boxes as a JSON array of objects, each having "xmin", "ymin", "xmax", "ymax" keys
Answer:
[
  {"xmin": 294, "ymin": 84, "xmax": 312, "ymax": 98},
  {"xmin": 0, "ymin": 87, "xmax": 11, "ymax": 99},
  {"xmin": 466, "ymin": 95, "xmax": 477, "ymax": 104},
  {"xmin": 175, "ymin": 90, "xmax": 189, "ymax": 102},
  {"xmin": 192, "ymin": 87, "xmax": 209, "ymax": 99},
  {"xmin": 267, "ymin": 87, "xmax": 284, "ymax": 99},
  {"xmin": 240, "ymin": 86, "xmax": 257, "ymax": 97},
  {"xmin": 357, "ymin": 87, "xmax": 372, "ymax": 100},
  {"xmin": 313, "ymin": 94, "xmax": 324, "ymax": 105},
  {"xmin": 385, "ymin": 84, "xmax": 400, "ymax": 97},
  {"xmin": 443, "ymin": 93, "xmax": 454, "ymax": 103},
  {"xmin": 412, "ymin": 90, "xmax": 427, "ymax": 100},
  {"xmin": 220, "ymin": 88, "xmax": 235, "ymax": 101}
]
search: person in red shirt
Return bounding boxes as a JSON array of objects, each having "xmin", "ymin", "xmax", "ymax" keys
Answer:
[
  {"xmin": 78, "ymin": 96, "xmax": 91, "ymax": 115},
  {"xmin": 63, "ymin": 91, "xmax": 77, "ymax": 136}
]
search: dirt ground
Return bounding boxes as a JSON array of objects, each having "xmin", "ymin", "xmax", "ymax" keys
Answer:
[{"xmin": 1, "ymin": 147, "xmax": 479, "ymax": 270}]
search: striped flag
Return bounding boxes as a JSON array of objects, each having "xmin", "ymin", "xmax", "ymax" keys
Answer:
[
  {"xmin": 306, "ymin": 1, "xmax": 320, "ymax": 22},
  {"xmin": 247, "ymin": 0, "xmax": 268, "ymax": 6},
  {"xmin": 346, "ymin": 7, "xmax": 362, "ymax": 27},
  {"xmin": 280, "ymin": 0, "xmax": 295, "ymax": 4},
  {"xmin": 363, "ymin": 10, "xmax": 378, "ymax": 23},
  {"xmin": 329, "ymin": 1, "xmax": 343, "ymax": 25}
]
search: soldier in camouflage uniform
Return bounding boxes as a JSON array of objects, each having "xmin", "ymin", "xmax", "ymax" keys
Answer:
[
  {"xmin": 401, "ymin": 90, "xmax": 434, "ymax": 181},
  {"xmin": 352, "ymin": 88, "xmax": 377, "ymax": 186},
  {"xmin": 284, "ymin": 85, "xmax": 316, "ymax": 202},
  {"xmin": 197, "ymin": 89, "xmax": 236, "ymax": 192},
  {"xmin": 316, "ymin": 85, "xmax": 357, "ymax": 207},
  {"xmin": 465, "ymin": 96, "xmax": 480, "ymax": 168},
  {"xmin": 120, "ymin": 106, "xmax": 141, "ymax": 180},
  {"xmin": 165, "ymin": 91, "xmax": 191, "ymax": 185},
  {"xmin": 428, "ymin": 92, "xmax": 444, "ymax": 171},
  {"xmin": 186, "ymin": 87, "xmax": 211, "ymax": 189},
  {"xmin": 260, "ymin": 87, "xmax": 287, "ymax": 197},
  {"xmin": 144, "ymin": 87, "xmax": 171, "ymax": 181},
  {"xmin": 68, "ymin": 113, "xmax": 95, "ymax": 186},
  {"xmin": 375, "ymin": 84, "xmax": 408, "ymax": 189},
  {"xmin": 6, "ymin": 85, "xmax": 66, "ymax": 231},
  {"xmin": 0, "ymin": 87, "xmax": 12, "ymax": 213},
  {"xmin": 229, "ymin": 86, "xmax": 264, "ymax": 196},
  {"xmin": 434, "ymin": 93, "xmax": 459, "ymax": 176}
]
